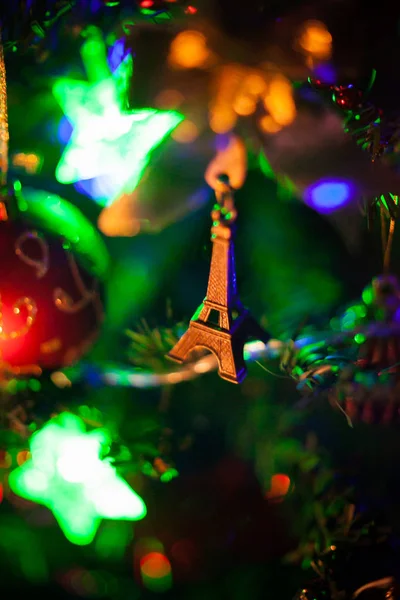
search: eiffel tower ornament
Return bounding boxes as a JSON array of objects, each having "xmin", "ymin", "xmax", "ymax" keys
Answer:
[{"xmin": 168, "ymin": 175, "xmax": 270, "ymax": 383}]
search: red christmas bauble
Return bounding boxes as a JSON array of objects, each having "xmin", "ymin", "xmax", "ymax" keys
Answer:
[{"xmin": 0, "ymin": 188, "xmax": 108, "ymax": 377}]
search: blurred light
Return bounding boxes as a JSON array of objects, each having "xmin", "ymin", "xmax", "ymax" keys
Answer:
[
  {"xmin": 168, "ymin": 31, "xmax": 211, "ymax": 70},
  {"xmin": 54, "ymin": 75, "xmax": 182, "ymax": 196},
  {"xmin": 9, "ymin": 413, "xmax": 147, "ymax": 545},
  {"xmin": 40, "ymin": 338, "xmax": 62, "ymax": 355},
  {"xmin": 95, "ymin": 522, "xmax": 133, "ymax": 559},
  {"xmin": 153, "ymin": 457, "xmax": 168, "ymax": 475},
  {"xmin": 233, "ymin": 94, "xmax": 256, "ymax": 116},
  {"xmin": 244, "ymin": 72, "xmax": 267, "ymax": 96},
  {"xmin": 141, "ymin": 552, "xmax": 171, "ymax": 577},
  {"xmin": 304, "ymin": 179, "xmax": 353, "ymax": 213},
  {"xmin": 0, "ymin": 202, "xmax": 7, "ymax": 221},
  {"xmin": 193, "ymin": 355, "xmax": 215, "ymax": 373},
  {"xmin": 51, "ymin": 371, "xmax": 72, "ymax": 388},
  {"xmin": 362, "ymin": 286, "xmax": 374, "ymax": 305},
  {"xmin": 185, "ymin": 5, "xmax": 197, "ymax": 13},
  {"xmin": 140, "ymin": 552, "xmax": 172, "ymax": 592},
  {"xmin": 210, "ymin": 64, "xmax": 250, "ymax": 133},
  {"xmin": 354, "ymin": 333, "xmax": 366, "ymax": 344},
  {"xmin": 54, "ymin": 35, "xmax": 183, "ymax": 207},
  {"xmin": 160, "ymin": 468, "xmax": 179, "ymax": 482},
  {"xmin": 154, "ymin": 89, "xmax": 184, "ymax": 109},
  {"xmin": 298, "ymin": 20, "xmax": 332, "ymax": 60},
  {"xmin": 0, "ymin": 451, "xmax": 12, "ymax": 468},
  {"xmin": 259, "ymin": 115, "xmax": 282, "ymax": 134},
  {"xmin": 313, "ymin": 63, "xmax": 336, "ymax": 85},
  {"xmin": 12, "ymin": 152, "xmax": 43, "ymax": 175},
  {"xmin": 135, "ymin": 538, "xmax": 165, "ymax": 560},
  {"xmin": 22, "ymin": 187, "xmax": 110, "ymax": 280},
  {"xmin": 29, "ymin": 378, "xmax": 41, "ymax": 391},
  {"xmin": 108, "ymin": 39, "xmax": 128, "ymax": 73},
  {"xmin": 171, "ymin": 120, "xmax": 199, "ymax": 143},
  {"xmin": 57, "ymin": 117, "xmax": 73, "ymax": 144},
  {"xmin": 17, "ymin": 450, "xmax": 31, "ymax": 465},
  {"xmin": 265, "ymin": 473, "xmax": 291, "ymax": 502},
  {"xmin": 209, "ymin": 105, "xmax": 236, "ymax": 134},
  {"xmin": 81, "ymin": 27, "xmax": 111, "ymax": 83},
  {"xmin": 63, "ymin": 339, "xmax": 282, "ymax": 388},
  {"xmin": 97, "ymin": 192, "xmax": 143, "ymax": 237},
  {"xmin": 0, "ymin": 482, "xmax": 3, "ymax": 503},
  {"xmin": 140, "ymin": 0, "xmax": 154, "ymax": 7},
  {"xmin": 263, "ymin": 75, "xmax": 296, "ymax": 127}
]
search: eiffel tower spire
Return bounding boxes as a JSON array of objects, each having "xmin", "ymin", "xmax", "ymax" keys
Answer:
[{"xmin": 167, "ymin": 175, "xmax": 269, "ymax": 383}]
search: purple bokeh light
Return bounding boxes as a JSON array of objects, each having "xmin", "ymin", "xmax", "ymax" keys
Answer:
[
  {"xmin": 304, "ymin": 178, "xmax": 354, "ymax": 214},
  {"xmin": 312, "ymin": 63, "xmax": 336, "ymax": 85}
]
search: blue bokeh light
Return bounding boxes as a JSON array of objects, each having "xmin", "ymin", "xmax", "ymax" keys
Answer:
[
  {"xmin": 58, "ymin": 117, "xmax": 73, "ymax": 144},
  {"xmin": 304, "ymin": 179, "xmax": 353, "ymax": 213},
  {"xmin": 108, "ymin": 39, "xmax": 127, "ymax": 73},
  {"xmin": 74, "ymin": 176, "xmax": 118, "ymax": 206}
]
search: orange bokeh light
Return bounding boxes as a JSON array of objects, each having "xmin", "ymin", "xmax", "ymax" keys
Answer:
[
  {"xmin": 171, "ymin": 120, "xmax": 199, "ymax": 143},
  {"xmin": 209, "ymin": 105, "xmax": 236, "ymax": 134},
  {"xmin": 168, "ymin": 31, "xmax": 211, "ymax": 70},
  {"xmin": 299, "ymin": 21, "xmax": 332, "ymax": 59},
  {"xmin": 17, "ymin": 450, "xmax": 31, "ymax": 466},
  {"xmin": 233, "ymin": 94, "xmax": 256, "ymax": 116},
  {"xmin": 154, "ymin": 89, "xmax": 184, "ymax": 110},
  {"xmin": 259, "ymin": 115, "xmax": 282, "ymax": 134},
  {"xmin": 263, "ymin": 76, "xmax": 296, "ymax": 127}
]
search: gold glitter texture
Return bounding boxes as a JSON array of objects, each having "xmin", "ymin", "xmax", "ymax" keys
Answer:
[
  {"xmin": 0, "ymin": 295, "xmax": 38, "ymax": 340},
  {"xmin": 40, "ymin": 338, "xmax": 62, "ymax": 354},
  {"xmin": 15, "ymin": 231, "xmax": 50, "ymax": 278},
  {"xmin": 54, "ymin": 253, "xmax": 102, "ymax": 318},
  {"xmin": 0, "ymin": 38, "xmax": 9, "ymax": 186}
]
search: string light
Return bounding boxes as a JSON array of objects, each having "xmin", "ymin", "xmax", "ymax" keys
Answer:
[{"xmin": 56, "ymin": 339, "xmax": 284, "ymax": 389}]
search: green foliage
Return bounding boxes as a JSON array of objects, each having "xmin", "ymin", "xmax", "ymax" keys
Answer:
[{"xmin": 126, "ymin": 320, "xmax": 181, "ymax": 372}]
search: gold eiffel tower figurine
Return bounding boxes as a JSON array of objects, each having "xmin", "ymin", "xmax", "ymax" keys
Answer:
[{"xmin": 167, "ymin": 175, "xmax": 270, "ymax": 383}]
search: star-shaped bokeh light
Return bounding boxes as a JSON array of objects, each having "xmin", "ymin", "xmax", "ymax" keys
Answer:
[
  {"xmin": 9, "ymin": 413, "xmax": 147, "ymax": 545},
  {"xmin": 53, "ymin": 32, "xmax": 183, "ymax": 206}
]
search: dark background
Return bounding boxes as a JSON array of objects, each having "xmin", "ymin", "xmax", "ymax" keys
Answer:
[{"xmin": 2, "ymin": 0, "xmax": 400, "ymax": 598}]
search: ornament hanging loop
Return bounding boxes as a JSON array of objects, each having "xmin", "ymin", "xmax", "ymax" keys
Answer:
[{"xmin": 212, "ymin": 174, "xmax": 238, "ymax": 232}]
